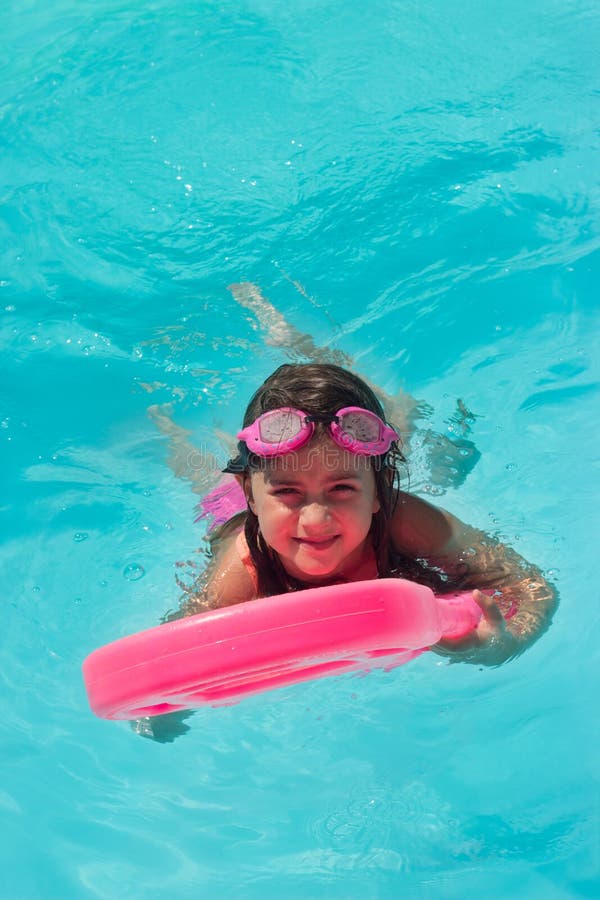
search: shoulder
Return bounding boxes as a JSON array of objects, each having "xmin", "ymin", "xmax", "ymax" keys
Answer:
[
  {"xmin": 203, "ymin": 527, "xmax": 258, "ymax": 608},
  {"xmin": 390, "ymin": 490, "xmax": 480, "ymax": 558}
]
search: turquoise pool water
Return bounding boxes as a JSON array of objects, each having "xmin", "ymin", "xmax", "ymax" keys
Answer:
[{"xmin": 1, "ymin": 1, "xmax": 598, "ymax": 896}]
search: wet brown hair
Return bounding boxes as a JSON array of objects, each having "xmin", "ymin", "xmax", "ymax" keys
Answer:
[{"xmin": 227, "ymin": 363, "xmax": 407, "ymax": 596}]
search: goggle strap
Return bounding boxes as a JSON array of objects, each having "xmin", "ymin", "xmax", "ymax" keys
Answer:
[{"xmin": 304, "ymin": 414, "xmax": 337, "ymax": 424}]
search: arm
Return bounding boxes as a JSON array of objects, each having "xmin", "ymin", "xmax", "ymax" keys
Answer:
[
  {"xmin": 177, "ymin": 522, "xmax": 257, "ymax": 614},
  {"xmin": 131, "ymin": 522, "xmax": 256, "ymax": 744},
  {"xmin": 390, "ymin": 491, "xmax": 558, "ymax": 665},
  {"xmin": 204, "ymin": 535, "xmax": 258, "ymax": 609}
]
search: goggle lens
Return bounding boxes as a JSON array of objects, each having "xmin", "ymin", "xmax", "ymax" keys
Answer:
[
  {"xmin": 337, "ymin": 410, "xmax": 381, "ymax": 443},
  {"xmin": 258, "ymin": 409, "xmax": 305, "ymax": 443}
]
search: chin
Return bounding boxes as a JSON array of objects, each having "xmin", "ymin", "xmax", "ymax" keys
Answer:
[{"xmin": 295, "ymin": 561, "xmax": 340, "ymax": 581}]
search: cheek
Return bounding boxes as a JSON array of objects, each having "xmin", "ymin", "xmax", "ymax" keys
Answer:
[
  {"xmin": 254, "ymin": 497, "xmax": 292, "ymax": 533},
  {"xmin": 342, "ymin": 492, "xmax": 380, "ymax": 533}
]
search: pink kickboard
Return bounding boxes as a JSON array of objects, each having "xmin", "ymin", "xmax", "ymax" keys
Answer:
[{"xmin": 82, "ymin": 578, "xmax": 482, "ymax": 720}]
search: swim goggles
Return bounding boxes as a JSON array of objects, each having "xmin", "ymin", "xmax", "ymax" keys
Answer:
[{"xmin": 237, "ymin": 407, "xmax": 399, "ymax": 457}]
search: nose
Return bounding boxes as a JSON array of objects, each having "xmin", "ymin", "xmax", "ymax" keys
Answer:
[{"xmin": 299, "ymin": 500, "xmax": 332, "ymax": 531}]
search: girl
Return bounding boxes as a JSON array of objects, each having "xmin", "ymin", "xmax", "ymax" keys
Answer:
[{"xmin": 192, "ymin": 362, "xmax": 556, "ymax": 667}]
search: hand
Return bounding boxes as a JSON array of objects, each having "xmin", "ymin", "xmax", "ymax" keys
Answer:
[{"xmin": 433, "ymin": 590, "xmax": 521, "ymax": 666}]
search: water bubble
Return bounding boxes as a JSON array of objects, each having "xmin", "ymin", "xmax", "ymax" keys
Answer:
[
  {"xmin": 74, "ymin": 532, "xmax": 89, "ymax": 542},
  {"xmin": 423, "ymin": 484, "xmax": 444, "ymax": 496},
  {"xmin": 505, "ymin": 462, "xmax": 516, "ymax": 470},
  {"xmin": 123, "ymin": 563, "xmax": 145, "ymax": 582}
]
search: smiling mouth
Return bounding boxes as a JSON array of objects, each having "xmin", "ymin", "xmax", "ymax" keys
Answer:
[{"xmin": 294, "ymin": 536, "xmax": 340, "ymax": 550}]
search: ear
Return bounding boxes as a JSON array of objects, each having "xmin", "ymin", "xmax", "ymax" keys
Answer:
[{"xmin": 239, "ymin": 473, "xmax": 256, "ymax": 514}]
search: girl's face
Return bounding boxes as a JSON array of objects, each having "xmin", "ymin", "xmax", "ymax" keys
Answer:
[{"xmin": 243, "ymin": 436, "xmax": 381, "ymax": 583}]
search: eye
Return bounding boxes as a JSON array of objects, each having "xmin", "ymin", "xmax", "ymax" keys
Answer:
[
  {"xmin": 331, "ymin": 483, "xmax": 356, "ymax": 493},
  {"xmin": 272, "ymin": 487, "xmax": 299, "ymax": 497}
]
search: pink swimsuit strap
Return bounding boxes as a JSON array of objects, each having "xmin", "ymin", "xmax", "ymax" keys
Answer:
[{"xmin": 235, "ymin": 531, "xmax": 259, "ymax": 591}]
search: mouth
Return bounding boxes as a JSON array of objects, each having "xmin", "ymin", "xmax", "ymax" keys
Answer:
[{"xmin": 294, "ymin": 536, "xmax": 340, "ymax": 551}]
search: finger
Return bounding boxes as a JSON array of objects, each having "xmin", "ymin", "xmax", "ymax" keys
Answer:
[{"xmin": 472, "ymin": 590, "xmax": 505, "ymax": 627}]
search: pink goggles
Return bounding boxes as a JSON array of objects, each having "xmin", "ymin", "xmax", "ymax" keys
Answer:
[{"xmin": 237, "ymin": 407, "xmax": 399, "ymax": 457}]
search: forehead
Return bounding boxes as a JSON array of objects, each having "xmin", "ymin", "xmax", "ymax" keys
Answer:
[{"xmin": 254, "ymin": 436, "xmax": 376, "ymax": 482}]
